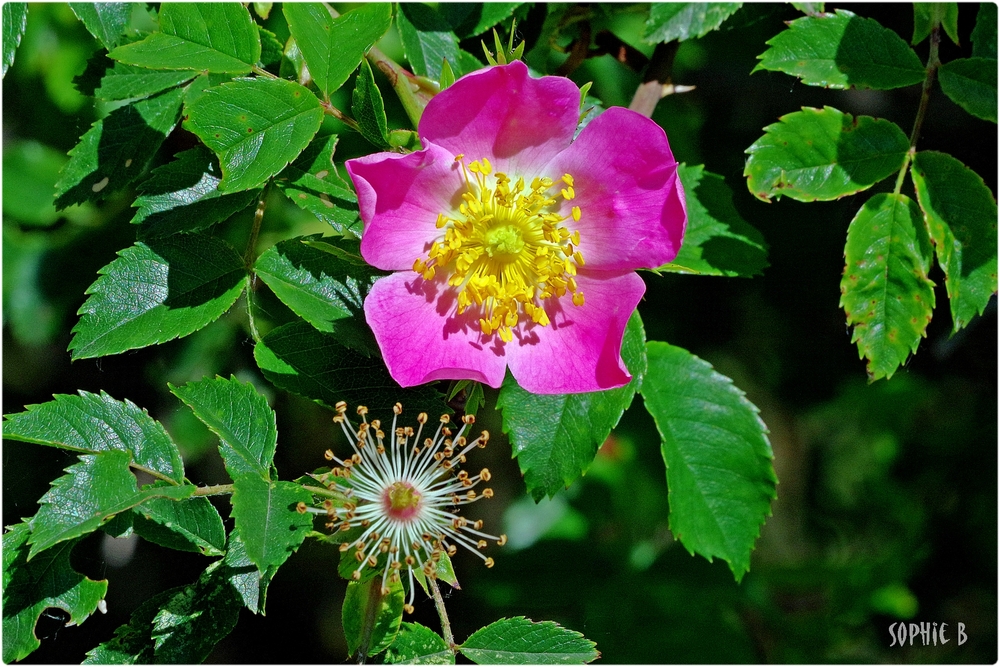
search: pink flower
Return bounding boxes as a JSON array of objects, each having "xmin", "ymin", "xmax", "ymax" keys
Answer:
[{"xmin": 346, "ymin": 61, "xmax": 686, "ymax": 394}]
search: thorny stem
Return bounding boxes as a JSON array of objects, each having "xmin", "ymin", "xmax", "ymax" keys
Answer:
[
  {"xmin": 429, "ymin": 578, "xmax": 457, "ymax": 653},
  {"xmin": 192, "ymin": 484, "xmax": 234, "ymax": 497},
  {"xmin": 894, "ymin": 25, "xmax": 941, "ymax": 196}
]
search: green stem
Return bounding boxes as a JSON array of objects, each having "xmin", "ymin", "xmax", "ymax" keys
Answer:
[
  {"xmin": 894, "ymin": 26, "xmax": 941, "ymax": 196},
  {"xmin": 429, "ymin": 578, "xmax": 457, "ymax": 653},
  {"xmin": 130, "ymin": 464, "xmax": 179, "ymax": 485},
  {"xmin": 252, "ymin": 65, "xmax": 279, "ymax": 79},
  {"xmin": 321, "ymin": 100, "xmax": 362, "ymax": 133},
  {"xmin": 366, "ymin": 46, "xmax": 436, "ymax": 129},
  {"xmin": 243, "ymin": 187, "xmax": 270, "ymax": 345},
  {"xmin": 192, "ymin": 483, "xmax": 234, "ymax": 496}
]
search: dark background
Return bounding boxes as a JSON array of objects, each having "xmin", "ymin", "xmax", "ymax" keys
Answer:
[{"xmin": 3, "ymin": 3, "xmax": 996, "ymax": 663}]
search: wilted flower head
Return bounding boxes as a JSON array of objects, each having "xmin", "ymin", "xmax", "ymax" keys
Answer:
[
  {"xmin": 305, "ymin": 401, "xmax": 504, "ymax": 614},
  {"xmin": 348, "ymin": 61, "xmax": 686, "ymax": 394}
]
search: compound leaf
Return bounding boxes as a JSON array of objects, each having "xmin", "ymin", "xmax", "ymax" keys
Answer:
[
  {"xmin": 230, "ymin": 474, "xmax": 312, "ymax": 571},
  {"xmin": 496, "ymin": 312, "xmax": 646, "ymax": 501},
  {"xmin": 54, "ymin": 87, "xmax": 185, "ymax": 209},
  {"xmin": 184, "ymin": 77, "xmax": 323, "ymax": 192},
  {"xmin": 109, "ymin": 3, "xmax": 260, "ymax": 74},
  {"xmin": 911, "ymin": 151, "xmax": 998, "ymax": 331},
  {"xmin": 840, "ymin": 193, "xmax": 936, "ymax": 380},
  {"xmin": 70, "ymin": 2, "xmax": 135, "ymax": 50},
  {"xmin": 2, "ymin": 3, "xmax": 28, "ymax": 78},
  {"xmin": 659, "ymin": 164, "xmax": 768, "ymax": 277},
  {"xmin": 643, "ymin": 3, "xmax": 742, "ymax": 43},
  {"xmin": 754, "ymin": 10, "xmax": 925, "ymax": 89},
  {"xmin": 745, "ymin": 106, "xmax": 908, "ymax": 202},
  {"xmin": 938, "ymin": 57, "xmax": 998, "ymax": 123},
  {"xmin": 386, "ymin": 622, "xmax": 453, "ymax": 664},
  {"xmin": 2, "ymin": 390, "xmax": 185, "ymax": 483},
  {"xmin": 283, "ymin": 3, "xmax": 392, "ymax": 98},
  {"xmin": 460, "ymin": 617, "xmax": 599, "ymax": 665},
  {"xmin": 132, "ymin": 146, "xmax": 261, "ymax": 238},
  {"xmin": 69, "ymin": 234, "xmax": 246, "ymax": 359},
  {"xmin": 255, "ymin": 235, "xmax": 382, "ymax": 334},
  {"xmin": 132, "ymin": 496, "xmax": 226, "ymax": 556},
  {"xmin": 274, "ymin": 133, "xmax": 362, "ymax": 235},
  {"xmin": 641, "ymin": 343, "xmax": 777, "ymax": 581},
  {"xmin": 254, "ymin": 320, "xmax": 448, "ymax": 416},
  {"xmin": 3, "ymin": 523, "xmax": 108, "ymax": 664},
  {"xmin": 27, "ymin": 452, "xmax": 195, "ymax": 559},
  {"xmin": 170, "ymin": 375, "xmax": 278, "ymax": 482}
]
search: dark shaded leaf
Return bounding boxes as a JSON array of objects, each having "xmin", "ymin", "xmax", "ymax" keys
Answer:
[
  {"xmin": 273, "ymin": 134, "xmax": 362, "ymax": 235},
  {"xmin": 352, "ymin": 58, "xmax": 391, "ymax": 149},
  {"xmin": 938, "ymin": 57, "xmax": 998, "ymax": 123},
  {"xmin": 396, "ymin": 3, "xmax": 461, "ymax": 81},
  {"xmin": 343, "ymin": 577, "xmax": 405, "ymax": 658}
]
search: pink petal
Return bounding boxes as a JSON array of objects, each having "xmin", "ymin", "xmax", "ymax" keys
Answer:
[
  {"xmin": 505, "ymin": 271, "xmax": 645, "ymax": 394},
  {"xmin": 364, "ymin": 271, "xmax": 509, "ymax": 389},
  {"xmin": 546, "ymin": 107, "xmax": 687, "ymax": 271},
  {"xmin": 419, "ymin": 61, "xmax": 580, "ymax": 177},
  {"xmin": 347, "ymin": 143, "xmax": 462, "ymax": 271}
]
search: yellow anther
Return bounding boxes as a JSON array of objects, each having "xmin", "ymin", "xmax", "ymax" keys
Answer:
[
  {"xmin": 485, "ymin": 557, "xmax": 495, "ymax": 568},
  {"xmin": 562, "ymin": 173, "xmax": 574, "ymax": 187},
  {"xmin": 573, "ymin": 251, "xmax": 585, "ymax": 266},
  {"xmin": 561, "ymin": 186, "xmax": 575, "ymax": 200},
  {"xmin": 571, "ymin": 206, "xmax": 581, "ymax": 222},
  {"xmin": 573, "ymin": 291, "xmax": 585, "ymax": 307}
]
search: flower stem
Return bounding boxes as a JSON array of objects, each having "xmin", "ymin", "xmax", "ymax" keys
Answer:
[
  {"xmin": 366, "ymin": 46, "xmax": 436, "ymax": 129},
  {"xmin": 321, "ymin": 100, "xmax": 362, "ymax": 133},
  {"xmin": 429, "ymin": 578, "xmax": 456, "ymax": 653},
  {"xmin": 192, "ymin": 484, "xmax": 234, "ymax": 496},
  {"xmin": 243, "ymin": 187, "xmax": 269, "ymax": 344},
  {"xmin": 894, "ymin": 25, "xmax": 941, "ymax": 196}
]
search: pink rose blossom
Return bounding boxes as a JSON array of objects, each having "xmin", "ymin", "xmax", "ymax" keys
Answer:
[{"xmin": 347, "ymin": 61, "xmax": 686, "ymax": 394}]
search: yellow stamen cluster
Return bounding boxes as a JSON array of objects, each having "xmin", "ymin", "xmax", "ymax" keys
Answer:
[{"xmin": 412, "ymin": 156, "xmax": 586, "ymax": 343}]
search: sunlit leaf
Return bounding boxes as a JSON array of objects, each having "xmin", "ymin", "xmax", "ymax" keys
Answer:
[
  {"xmin": 643, "ymin": 3, "xmax": 742, "ymax": 43},
  {"xmin": 641, "ymin": 343, "xmax": 777, "ymax": 580},
  {"xmin": 839, "ymin": 193, "xmax": 936, "ymax": 380},
  {"xmin": 754, "ymin": 10, "xmax": 925, "ymax": 89},
  {"xmin": 68, "ymin": 234, "xmax": 246, "ymax": 359},
  {"xmin": 93, "ymin": 60, "xmax": 197, "ymax": 101},
  {"xmin": 2, "ymin": 2, "xmax": 28, "ymax": 78},
  {"xmin": 70, "ymin": 2, "xmax": 135, "ymax": 50},
  {"xmin": 496, "ymin": 312, "xmax": 646, "ymax": 501},
  {"xmin": 911, "ymin": 151, "xmax": 998, "ymax": 331},
  {"xmin": 132, "ymin": 496, "xmax": 226, "ymax": 556},
  {"xmin": 230, "ymin": 474, "xmax": 313, "ymax": 570},
  {"xmin": 386, "ymin": 622, "xmax": 454, "ymax": 664},
  {"xmin": 460, "ymin": 616, "xmax": 599, "ymax": 664},
  {"xmin": 109, "ymin": 3, "xmax": 260, "ymax": 74},
  {"xmin": 744, "ymin": 106, "xmax": 908, "ymax": 202},
  {"xmin": 223, "ymin": 530, "xmax": 276, "ymax": 614},
  {"xmin": 352, "ymin": 58, "xmax": 391, "ymax": 149}
]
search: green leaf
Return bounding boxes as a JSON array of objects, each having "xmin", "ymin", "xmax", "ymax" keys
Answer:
[
  {"xmin": 2, "ymin": 3, "xmax": 28, "ymax": 78},
  {"xmin": 2, "ymin": 390, "xmax": 185, "ymax": 483},
  {"xmin": 54, "ymin": 87, "xmax": 185, "ymax": 209},
  {"xmin": 643, "ymin": 3, "xmax": 742, "ymax": 43},
  {"xmin": 496, "ymin": 311, "xmax": 646, "ymax": 501},
  {"xmin": 790, "ymin": 2, "xmax": 824, "ymax": 15},
  {"xmin": 641, "ymin": 343, "xmax": 777, "ymax": 580},
  {"xmin": 3, "ymin": 140, "xmax": 70, "ymax": 227},
  {"xmin": 108, "ymin": 3, "xmax": 260, "ymax": 74},
  {"xmin": 659, "ymin": 164, "xmax": 768, "ymax": 277},
  {"xmin": 70, "ymin": 2, "xmax": 134, "ymax": 50},
  {"xmin": 94, "ymin": 61, "xmax": 198, "ymax": 101},
  {"xmin": 254, "ymin": 320, "xmax": 449, "ymax": 416},
  {"xmin": 132, "ymin": 496, "xmax": 226, "ymax": 556},
  {"xmin": 170, "ymin": 375, "xmax": 278, "ymax": 481},
  {"xmin": 273, "ymin": 134, "xmax": 362, "ymax": 236},
  {"xmin": 230, "ymin": 474, "xmax": 313, "ymax": 571},
  {"xmin": 184, "ymin": 77, "xmax": 323, "ymax": 192},
  {"xmin": 257, "ymin": 26, "xmax": 283, "ymax": 68},
  {"xmin": 132, "ymin": 146, "xmax": 261, "ymax": 238},
  {"xmin": 753, "ymin": 10, "xmax": 925, "ymax": 89},
  {"xmin": 744, "ymin": 106, "xmax": 909, "ymax": 202},
  {"xmin": 283, "ymin": 3, "xmax": 392, "ymax": 99},
  {"xmin": 3, "ymin": 523, "xmax": 108, "ymax": 664},
  {"xmin": 911, "ymin": 151, "xmax": 998, "ymax": 331},
  {"xmin": 255, "ymin": 235, "xmax": 383, "ymax": 334},
  {"xmin": 460, "ymin": 617, "xmax": 599, "ymax": 665},
  {"xmin": 27, "ymin": 452, "xmax": 195, "ymax": 559},
  {"xmin": 343, "ymin": 577, "xmax": 405, "ymax": 658},
  {"xmin": 82, "ymin": 586, "xmax": 173, "ymax": 664},
  {"xmin": 972, "ymin": 3, "xmax": 997, "ymax": 59},
  {"xmin": 69, "ymin": 234, "xmax": 246, "ymax": 359},
  {"xmin": 938, "ymin": 57, "xmax": 998, "ymax": 123},
  {"xmin": 839, "ymin": 193, "xmax": 936, "ymax": 380},
  {"xmin": 386, "ymin": 622, "xmax": 454, "ymax": 664},
  {"xmin": 352, "ymin": 58, "xmax": 391, "ymax": 149},
  {"xmin": 223, "ymin": 530, "xmax": 276, "ymax": 614},
  {"xmin": 397, "ymin": 3, "xmax": 461, "ymax": 81},
  {"xmin": 912, "ymin": 3, "xmax": 959, "ymax": 45}
]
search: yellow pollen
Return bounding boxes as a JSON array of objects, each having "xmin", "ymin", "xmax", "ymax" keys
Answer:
[{"xmin": 414, "ymin": 156, "xmax": 587, "ymax": 340}]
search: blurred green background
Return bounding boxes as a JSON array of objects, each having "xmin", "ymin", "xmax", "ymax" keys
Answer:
[{"xmin": 3, "ymin": 3, "xmax": 996, "ymax": 663}]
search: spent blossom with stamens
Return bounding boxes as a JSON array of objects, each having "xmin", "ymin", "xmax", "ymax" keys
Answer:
[
  {"xmin": 347, "ymin": 60, "xmax": 686, "ymax": 395},
  {"xmin": 302, "ymin": 401, "xmax": 505, "ymax": 614}
]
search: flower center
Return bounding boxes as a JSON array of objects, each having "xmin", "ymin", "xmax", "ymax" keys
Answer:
[
  {"xmin": 383, "ymin": 481, "xmax": 422, "ymax": 521},
  {"xmin": 412, "ymin": 156, "xmax": 586, "ymax": 343}
]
